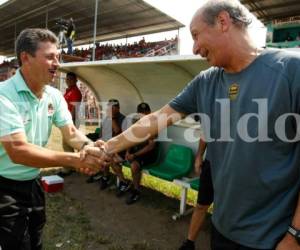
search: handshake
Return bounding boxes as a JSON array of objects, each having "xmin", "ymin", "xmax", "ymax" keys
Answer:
[{"xmin": 76, "ymin": 140, "xmax": 115, "ymax": 175}]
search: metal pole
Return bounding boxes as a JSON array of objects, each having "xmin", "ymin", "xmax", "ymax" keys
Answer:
[
  {"xmin": 45, "ymin": 5, "xmax": 48, "ymax": 28},
  {"xmin": 92, "ymin": 0, "xmax": 99, "ymax": 61},
  {"xmin": 14, "ymin": 22, "xmax": 17, "ymax": 44},
  {"xmin": 177, "ymin": 28, "xmax": 180, "ymax": 55}
]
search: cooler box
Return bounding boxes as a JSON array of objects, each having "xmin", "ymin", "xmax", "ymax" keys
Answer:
[{"xmin": 41, "ymin": 175, "xmax": 64, "ymax": 193}]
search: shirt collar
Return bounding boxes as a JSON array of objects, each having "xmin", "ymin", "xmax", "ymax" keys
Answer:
[
  {"xmin": 12, "ymin": 69, "xmax": 49, "ymax": 100},
  {"xmin": 13, "ymin": 69, "xmax": 32, "ymax": 93}
]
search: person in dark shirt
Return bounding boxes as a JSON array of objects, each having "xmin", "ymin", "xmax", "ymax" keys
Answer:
[
  {"xmin": 63, "ymin": 72, "xmax": 82, "ymax": 126},
  {"xmin": 114, "ymin": 103, "xmax": 157, "ymax": 204},
  {"xmin": 59, "ymin": 72, "xmax": 82, "ymax": 176},
  {"xmin": 86, "ymin": 99, "xmax": 126, "ymax": 186}
]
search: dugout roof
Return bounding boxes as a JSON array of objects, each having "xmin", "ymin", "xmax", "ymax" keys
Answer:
[
  {"xmin": 241, "ymin": 0, "xmax": 300, "ymax": 23},
  {"xmin": 0, "ymin": 0, "xmax": 184, "ymax": 56},
  {"xmin": 59, "ymin": 55, "xmax": 209, "ymax": 114}
]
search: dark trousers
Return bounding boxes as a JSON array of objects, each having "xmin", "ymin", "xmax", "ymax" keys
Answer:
[
  {"xmin": 0, "ymin": 175, "xmax": 46, "ymax": 250},
  {"xmin": 211, "ymin": 223, "xmax": 275, "ymax": 250}
]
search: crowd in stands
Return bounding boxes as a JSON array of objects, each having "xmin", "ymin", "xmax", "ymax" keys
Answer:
[
  {"xmin": 65, "ymin": 36, "xmax": 178, "ymax": 60},
  {"xmin": 0, "ymin": 37, "xmax": 178, "ymax": 80}
]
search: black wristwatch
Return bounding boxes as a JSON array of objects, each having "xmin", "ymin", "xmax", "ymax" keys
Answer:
[{"xmin": 287, "ymin": 225, "xmax": 300, "ymax": 244}]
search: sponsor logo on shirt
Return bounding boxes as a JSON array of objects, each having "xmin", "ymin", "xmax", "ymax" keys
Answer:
[
  {"xmin": 48, "ymin": 103, "xmax": 55, "ymax": 116},
  {"xmin": 228, "ymin": 83, "xmax": 239, "ymax": 100}
]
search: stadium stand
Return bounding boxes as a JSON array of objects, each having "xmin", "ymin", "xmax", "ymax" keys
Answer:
[
  {"xmin": 67, "ymin": 37, "xmax": 178, "ymax": 61},
  {"xmin": 0, "ymin": 36, "xmax": 178, "ymax": 75}
]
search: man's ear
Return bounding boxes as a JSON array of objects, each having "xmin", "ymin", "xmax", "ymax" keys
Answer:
[
  {"xmin": 217, "ymin": 10, "xmax": 231, "ymax": 32},
  {"xmin": 20, "ymin": 51, "xmax": 30, "ymax": 65}
]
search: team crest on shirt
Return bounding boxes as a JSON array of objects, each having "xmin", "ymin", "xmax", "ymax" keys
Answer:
[
  {"xmin": 48, "ymin": 102, "xmax": 55, "ymax": 115},
  {"xmin": 228, "ymin": 83, "xmax": 239, "ymax": 100}
]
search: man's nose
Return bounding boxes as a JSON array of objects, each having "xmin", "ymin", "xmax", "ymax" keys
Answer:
[
  {"xmin": 54, "ymin": 55, "xmax": 60, "ymax": 67},
  {"xmin": 193, "ymin": 41, "xmax": 200, "ymax": 55}
]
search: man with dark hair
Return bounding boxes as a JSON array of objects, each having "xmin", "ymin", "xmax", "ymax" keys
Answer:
[
  {"xmin": 0, "ymin": 28, "xmax": 99, "ymax": 250},
  {"xmin": 98, "ymin": 99, "xmax": 126, "ymax": 189},
  {"xmin": 124, "ymin": 102, "xmax": 157, "ymax": 204},
  {"xmin": 85, "ymin": 0, "xmax": 300, "ymax": 249},
  {"xmin": 64, "ymin": 72, "xmax": 82, "ymax": 126},
  {"xmin": 59, "ymin": 71, "xmax": 82, "ymax": 176},
  {"xmin": 111, "ymin": 102, "xmax": 157, "ymax": 203},
  {"xmin": 137, "ymin": 102, "xmax": 151, "ymax": 114},
  {"xmin": 86, "ymin": 99, "xmax": 127, "ymax": 186}
]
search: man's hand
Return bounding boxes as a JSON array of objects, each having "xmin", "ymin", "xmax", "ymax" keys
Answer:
[
  {"xmin": 276, "ymin": 234, "xmax": 300, "ymax": 250},
  {"xmin": 126, "ymin": 153, "xmax": 135, "ymax": 162},
  {"xmin": 194, "ymin": 154, "xmax": 203, "ymax": 175},
  {"xmin": 74, "ymin": 152, "xmax": 102, "ymax": 175},
  {"xmin": 112, "ymin": 154, "xmax": 123, "ymax": 164},
  {"xmin": 80, "ymin": 144, "xmax": 112, "ymax": 168}
]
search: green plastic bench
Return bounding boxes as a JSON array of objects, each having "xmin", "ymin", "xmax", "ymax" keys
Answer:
[
  {"xmin": 148, "ymin": 144, "xmax": 194, "ymax": 181},
  {"xmin": 190, "ymin": 178, "xmax": 199, "ymax": 190}
]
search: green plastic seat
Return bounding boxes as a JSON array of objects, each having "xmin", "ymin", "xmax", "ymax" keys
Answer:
[
  {"xmin": 148, "ymin": 144, "xmax": 194, "ymax": 181},
  {"xmin": 143, "ymin": 141, "xmax": 162, "ymax": 169},
  {"xmin": 95, "ymin": 127, "xmax": 101, "ymax": 134},
  {"xmin": 190, "ymin": 178, "xmax": 199, "ymax": 190}
]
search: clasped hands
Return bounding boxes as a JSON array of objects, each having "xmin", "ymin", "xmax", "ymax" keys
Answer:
[{"xmin": 78, "ymin": 140, "xmax": 115, "ymax": 175}]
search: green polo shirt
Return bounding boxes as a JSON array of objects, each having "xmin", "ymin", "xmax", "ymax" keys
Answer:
[{"xmin": 0, "ymin": 69, "xmax": 73, "ymax": 181}]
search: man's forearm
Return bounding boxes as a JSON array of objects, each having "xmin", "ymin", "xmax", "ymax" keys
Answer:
[
  {"xmin": 105, "ymin": 112, "xmax": 162, "ymax": 154},
  {"xmin": 12, "ymin": 143, "xmax": 81, "ymax": 169},
  {"xmin": 61, "ymin": 124, "xmax": 93, "ymax": 150},
  {"xmin": 104, "ymin": 105, "xmax": 183, "ymax": 154}
]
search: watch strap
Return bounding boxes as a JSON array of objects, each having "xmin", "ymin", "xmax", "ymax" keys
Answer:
[{"xmin": 288, "ymin": 225, "xmax": 300, "ymax": 240}]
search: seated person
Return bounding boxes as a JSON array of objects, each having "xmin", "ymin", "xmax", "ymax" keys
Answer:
[
  {"xmin": 113, "ymin": 102, "xmax": 157, "ymax": 204},
  {"xmin": 86, "ymin": 99, "xmax": 126, "ymax": 184},
  {"xmin": 86, "ymin": 127, "xmax": 101, "ymax": 142}
]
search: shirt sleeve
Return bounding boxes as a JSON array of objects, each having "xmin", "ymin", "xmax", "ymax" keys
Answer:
[
  {"xmin": 53, "ymin": 91, "xmax": 73, "ymax": 128},
  {"xmin": 169, "ymin": 76, "xmax": 200, "ymax": 115},
  {"xmin": 0, "ymin": 95, "xmax": 25, "ymax": 137}
]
